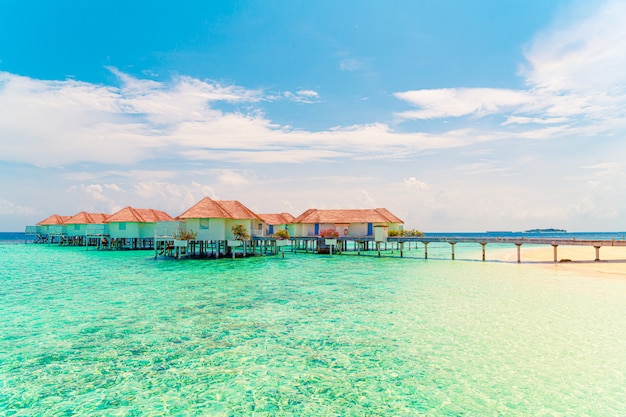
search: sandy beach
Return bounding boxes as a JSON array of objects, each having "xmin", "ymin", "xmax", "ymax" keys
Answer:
[{"xmin": 498, "ymin": 245, "xmax": 626, "ymax": 277}]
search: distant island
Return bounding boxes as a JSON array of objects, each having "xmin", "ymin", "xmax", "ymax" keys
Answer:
[{"xmin": 524, "ymin": 228, "xmax": 567, "ymax": 233}]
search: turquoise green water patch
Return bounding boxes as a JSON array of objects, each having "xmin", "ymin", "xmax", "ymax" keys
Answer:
[{"xmin": 1, "ymin": 244, "xmax": 625, "ymax": 415}]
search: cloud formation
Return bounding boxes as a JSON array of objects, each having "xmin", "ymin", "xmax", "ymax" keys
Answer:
[
  {"xmin": 395, "ymin": 88, "xmax": 531, "ymax": 119},
  {"xmin": 0, "ymin": 69, "xmax": 506, "ymax": 168},
  {"xmin": 394, "ymin": 0, "xmax": 626, "ymax": 143}
]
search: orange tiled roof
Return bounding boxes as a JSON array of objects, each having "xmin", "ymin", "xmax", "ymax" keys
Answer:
[
  {"xmin": 177, "ymin": 197, "xmax": 260, "ymax": 220},
  {"xmin": 37, "ymin": 214, "xmax": 71, "ymax": 225},
  {"xmin": 258, "ymin": 213, "xmax": 295, "ymax": 225},
  {"xmin": 292, "ymin": 208, "xmax": 403, "ymax": 224},
  {"xmin": 217, "ymin": 201, "xmax": 261, "ymax": 220},
  {"xmin": 105, "ymin": 206, "xmax": 174, "ymax": 223},
  {"xmin": 65, "ymin": 211, "xmax": 109, "ymax": 225}
]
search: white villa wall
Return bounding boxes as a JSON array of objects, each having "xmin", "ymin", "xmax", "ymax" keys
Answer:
[
  {"xmin": 251, "ymin": 220, "xmax": 265, "ymax": 237},
  {"xmin": 155, "ymin": 221, "xmax": 185, "ymax": 238},
  {"xmin": 377, "ymin": 222, "xmax": 403, "ymax": 232},
  {"xmin": 294, "ymin": 221, "xmax": 402, "ymax": 237},
  {"xmin": 85, "ymin": 224, "xmax": 110, "ymax": 236},
  {"xmin": 48, "ymin": 225, "xmax": 66, "ymax": 236},
  {"xmin": 267, "ymin": 223, "xmax": 291, "ymax": 236},
  {"xmin": 187, "ymin": 218, "xmax": 227, "ymax": 241},
  {"xmin": 66, "ymin": 224, "xmax": 88, "ymax": 237},
  {"xmin": 109, "ymin": 222, "xmax": 141, "ymax": 239},
  {"xmin": 225, "ymin": 219, "xmax": 254, "ymax": 240},
  {"xmin": 138, "ymin": 223, "xmax": 156, "ymax": 239},
  {"xmin": 298, "ymin": 224, "xmax": 317, "ymax": 237}
]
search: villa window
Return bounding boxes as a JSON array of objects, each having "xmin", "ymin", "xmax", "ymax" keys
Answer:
[
  {"xmin": 200, "ymin": 219, "xmax": 209, "ymax": 230},
  {"xmin": 119, "ymin": 223, "xmax": 126, "ymax": 231}
]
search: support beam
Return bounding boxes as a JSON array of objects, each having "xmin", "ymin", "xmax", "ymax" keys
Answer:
[
  {"xmin": 516, "ymin": 243, "xmax": 522, "ymax": 263},
  {"xmin": 552, "ymin": 245, "xmax": 558, "ymax": 262},
  {"xmin": 450, "ymin": 242, "xmax": 456, "ymax": 260},
  {"xmin": 480, "ymin": 242, "xmax": 486, "ymax": 261},
  {"xmin": 424, "ymin": 242, "xmax": 429, "ymax": 259},
  {"xmin": 595, "ymin": 246, "xmax": 601, "ymax": 262}
]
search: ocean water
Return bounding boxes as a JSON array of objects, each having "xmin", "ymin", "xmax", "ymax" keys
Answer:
[{"xmin": 1, "ymin": 237, "xmax": 626, "ymax": 416}]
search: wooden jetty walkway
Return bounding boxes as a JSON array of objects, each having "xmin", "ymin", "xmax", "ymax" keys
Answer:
[
  {"xmin": 26, "ymin": 229, "xmax": 626, "ymax": 263},
  {"xmin": 141, "ymin": 235, "xmax": 626, "ymax": 263},
  {"xmin": 385, "ymin": 236, "xmax": 626, "ymax": 262}
]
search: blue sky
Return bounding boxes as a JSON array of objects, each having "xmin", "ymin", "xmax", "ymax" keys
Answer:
[{"xmin": 1, "ymin": 0, "xmax": 626, "ymax": 232}]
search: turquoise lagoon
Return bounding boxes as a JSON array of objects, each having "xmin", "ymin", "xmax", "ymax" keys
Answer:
[{"xmin": 1, "ymin": 241, "xmax": 626, "ymax": 416}]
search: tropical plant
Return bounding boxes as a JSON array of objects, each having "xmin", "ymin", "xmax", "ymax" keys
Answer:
[
  {"xmin": 403, "ymin": 229, "xmax": 424, "ymax": 237},
  {"xmin": 319, "ymin": 228, "xmax": 339, "ymax": 238},
  {"xmin": 231, "ymin": 224, "xmax": 251, "ymax": 241},
  {"xmin": 388, "ymin": 229, "xmax": 402, "ymax": 237},
  {"xmin": 273, "ymin": 229, "xmax": 290, "ymax": 239},
  {"xmin": 174, "ymin": 228, "xmax": 197, "ymax": 240}
]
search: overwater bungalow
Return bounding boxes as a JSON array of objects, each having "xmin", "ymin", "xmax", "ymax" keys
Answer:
[
  {"xmin": 177, "ymin": 197, "xmax": 265, "ymax": 241},
  {"xmin": 257, "ymin": 213, "xmax": 295, "ymax": 236},
  {"xmin": 64, "ymin": 211, "xmax": 109, "ymax": 245},
  {"xmin": 105, "ymin": 206, "xmax": 174, "ymax": 249},
  {"xmin": 156, "ymin": 197, "xmax": 264, "ymax": 258},
  {"xmin": 31, "ymin": 214, "xmax": 71, "ymax": 243},
  {"xmin": 291, "ymin": 208, "xmax": 404, "ymax": 238}
]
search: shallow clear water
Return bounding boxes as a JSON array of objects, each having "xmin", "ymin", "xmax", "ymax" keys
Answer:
[{"xmin": 1, "ymin": 243, "xmax": 626, "ymax": 416}]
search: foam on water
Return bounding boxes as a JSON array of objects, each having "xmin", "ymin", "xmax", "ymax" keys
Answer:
[{"xmin": 1, "ymin": 243, "xmax": 625, "ymax": 416}]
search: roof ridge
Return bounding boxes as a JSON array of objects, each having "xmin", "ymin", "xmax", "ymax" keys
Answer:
[{"xmin": 129, "ymin": 206, "xmax": 146, "ymax": 223}]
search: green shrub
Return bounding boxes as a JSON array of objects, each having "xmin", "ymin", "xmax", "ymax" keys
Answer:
[
  {"xmin": 174, "ymin": 228, "xmax": 197, "ymax": 240},
  {"xmin": 273, "ymin": 229, "xmax": 290, "ymax": 239},
  {"xmin": 231, "ymin": 224, "xmax": 251, "ymax": 240}
]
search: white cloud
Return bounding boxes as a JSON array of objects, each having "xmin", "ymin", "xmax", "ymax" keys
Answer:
[
  {"xmin": 81, "ymin": 184, "xmax": 108, "ymax": 202},
  {"xmin": 404, "ymin": 177, "xmax": 428, "ymax": 191},
  {"xmin": 0, "ymin": 69, "xmax": 524, "ymax": 170},
  {"xmin": 218, "ymin": 170, "xmax": 249, "ymax": 187},
  {"xmin": 394, "ymin": 1, "xmax": 626, "ymax": 145},
  {"xmin": 522, "ymin": 1, "xmax": 626, "ymax": 92},
  {"xmin": 360, "ymin": 190, "xmax": 377, "ymax": 206},
  {"xmin": 281, "ymin": 89, "xmax": 320, "ymax": 103},
  {"xmin": 0, "ymin": 199, "xmax": 36, "ymax": 215},
  {"xmin": 395, "ymin": 88, "xmax": 532, "ymax": 119},
  {"xmin": 501, "ymin": 116, "xmax": 569, "ymax": 125},
  {"xmin": 104, "ymin": 183, "xmax": 122, "ymax": 192},
  {"xmin": 339, "ymin": 58, "xmax": 362, "ymax": 71}
]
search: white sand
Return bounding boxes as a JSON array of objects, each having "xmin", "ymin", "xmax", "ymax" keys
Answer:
[{"xmin": 496, "ymin": 245, "xmax": 626, "ymax": 277}]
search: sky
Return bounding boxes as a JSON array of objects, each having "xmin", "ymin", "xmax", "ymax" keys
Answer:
[{"xmin": 1, "ymin": 0, "xmax": 626, "ymax": 232}]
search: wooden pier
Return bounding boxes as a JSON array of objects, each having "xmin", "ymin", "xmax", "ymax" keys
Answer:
[
  {"xmin": 385, "ymin": 236, "xmax": 626, "ymax": 263},
  {"xmin": 26, "ymin": 229, "xmax": 626, "ymax": 263},
  {"xmin": 286, "ymin": 235, "xmax": 626, "ymax": 263}
]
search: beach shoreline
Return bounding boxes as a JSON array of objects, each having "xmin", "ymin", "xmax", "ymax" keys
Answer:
[{"xmin": 494, "ymin": 245, "xmax": 626, "ymax": 278}]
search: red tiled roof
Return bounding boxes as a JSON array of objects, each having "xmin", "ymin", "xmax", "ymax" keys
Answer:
[
  {"xmin": 217, "ymin": 201, "xmax": 261, "ymax": 220},
  {"xmin": 105, "ymin": 206, "xmax": 174, "ymax": 223},
  {"xmin": 65, "ymin": 211, "xmax": 109, "ymax": 225},
  {"xmin": 257, "ymin": 213, "xmax": 295, "ymax": 225},
  {"xmin": 292, "ymin": 208, "xmax": 403, "ymax": 224},
  {"xmin": 177, "ymin": 197, "xmax": 260, "ymax": 220},
  {"xmin": 37, "ymin": 214, "xmax": 71, "ymax": 225}
]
